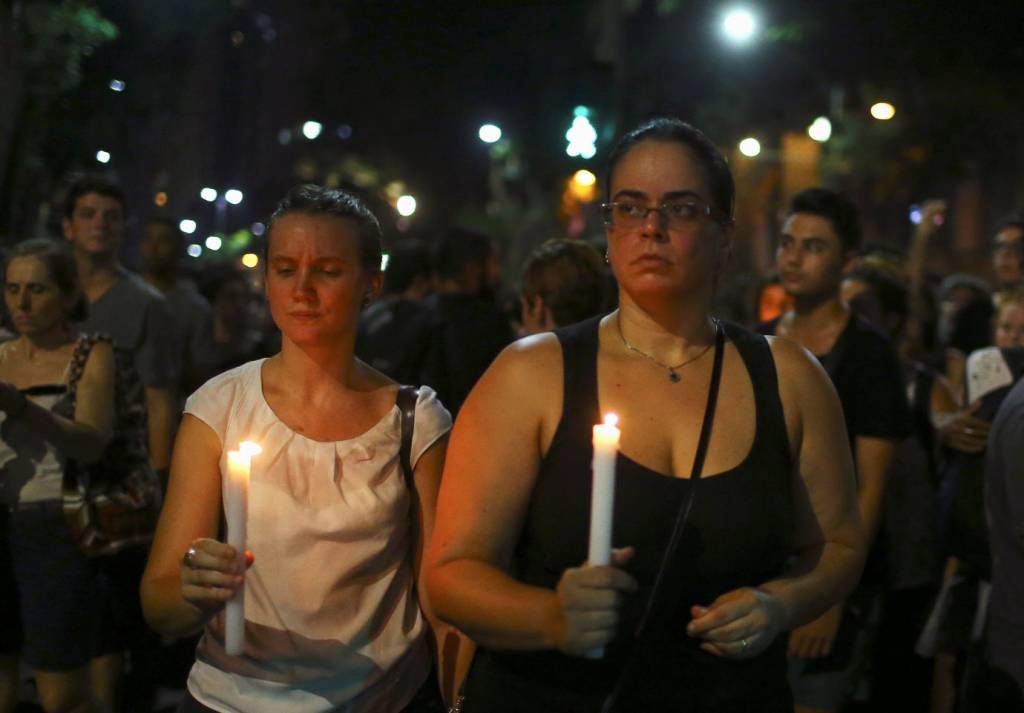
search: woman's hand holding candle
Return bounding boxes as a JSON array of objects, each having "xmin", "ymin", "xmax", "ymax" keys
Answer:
[
  {"xmin": 180, "ymin": 538, "xmax": 253, "ymax": 614},
  {"xmin": 551, "ymin": 547, "xmax": 637, "ymax": 657}
]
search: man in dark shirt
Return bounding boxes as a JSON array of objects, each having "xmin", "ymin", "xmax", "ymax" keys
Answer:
[
  {"xmin": 420, "ymin": 229, "xmax": 513, "ymax": 415},
  {"xmin": 757, "ymin": 188, "xmax": 911, "ymax": 713},
  {"xmin": 356, "ymin": 238, "xmax": 434, "ymax": 384}
]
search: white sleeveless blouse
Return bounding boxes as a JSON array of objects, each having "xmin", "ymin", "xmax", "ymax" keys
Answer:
[{"xmin": 183, "ymin": 360, "xmax": 451, "ymax": 713}]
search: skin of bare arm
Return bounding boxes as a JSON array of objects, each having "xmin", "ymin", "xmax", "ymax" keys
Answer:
[
  {"xmin": 0, "ymin": 340, "xmax": 115, "ymax": 463},
  {"xmin": 688, "ymin": 336, "xmax": 866, "ymax": 659},
  {"xmin": 425, "ymin": 334, "xmax": 638, "ymax": 656},
  {"xmin": 140, "ymin": 414, "xmax": 235, "ymax": 638}
]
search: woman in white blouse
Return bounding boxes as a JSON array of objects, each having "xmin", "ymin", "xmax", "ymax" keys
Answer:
[{"xmin": 141, "ymin": 185, "xmax": 451, "ymax": 713}]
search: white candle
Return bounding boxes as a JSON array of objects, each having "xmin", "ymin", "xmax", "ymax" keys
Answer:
[
  {"xmin": 587, "ymin": 413, "xmax": 620, "ymax": 658},
  {"xmin": 224, "ymin": 440, "xmax": 260, "ymax": 656}
]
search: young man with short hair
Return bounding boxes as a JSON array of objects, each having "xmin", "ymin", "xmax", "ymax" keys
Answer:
[{"xmin": 758, "ymin": 188, "xmax": 911, "ymax": 713}]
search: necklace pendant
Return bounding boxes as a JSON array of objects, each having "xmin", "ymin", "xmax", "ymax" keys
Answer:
[{"xmin": 668, "ymin": 370, "xmax": 681, "ymax": 383}]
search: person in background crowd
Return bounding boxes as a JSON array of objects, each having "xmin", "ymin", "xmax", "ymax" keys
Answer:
[
  {"xmin": 141, "ymin": 185, "xmax": 453, "ymax": 713},
  {"xmin": 426, "ymin": 118, "xmax": 864, "ymax": 712},
  {"xmin": 141, "ymin": 217, "xmax": 215, "ymax": 401},
  {"xmin": 0, "ymin": 239, "xmax": 117, "ymax": 713},
  {"xmin": 841, "ymin": 260, "xmax": 947, "ymax": 710},
  {"xmin": 62, "ymin": 175, "xmax": 176, "ymax": 475},
  {"xmin": 62, "ymin": 174, "xmax": 178, "ymax": 710},
  {"xmin": 518, "ymin": 239, "xmax": 607, "ymax": 335},
  {"xmin": 420, "ymin": 229, "xmax": 513, "ymax": 415},
  {"xmin": 992, "ymin": 213, "xmax": 1024, "ymax": 303},
  {"xmin": 758, "ymin": 187, "xmax": 911, "ymax": 713},
  {"xmin": 924, "ymin": 287, "xmax": 1024, "ymax": 713},
  {"xmin": 937, "ymin": 274, "xmax": 993, "ymax": 404},
  {"xmin": 753, "ymin": 274, "xmax": 793, "ymax": 326},
  {"xmin": 195, "ymin": 263, "xmax": 267, "ymax": 377},
  {"xmin": 356, "ymin": 238, "xmax": 435, "ymax": 383}
]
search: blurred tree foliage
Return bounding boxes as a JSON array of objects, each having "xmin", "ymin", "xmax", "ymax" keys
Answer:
[{"xmin": 0, "ymin": 0, "xmax": 117, "ymax": 241}]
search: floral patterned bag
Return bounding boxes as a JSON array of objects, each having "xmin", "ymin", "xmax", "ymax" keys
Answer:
[{"xmin": 59, "ymin": 333, "xmax": 162, "ymax": 557}]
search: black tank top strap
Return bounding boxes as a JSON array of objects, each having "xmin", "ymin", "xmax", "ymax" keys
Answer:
[
  {"xmin": 721, "ymin": 320, "xmax": 792, "ymax": 469},
  {"xmin": 551, "ymin": 315, "xmax": 605, "ymax": 444}
]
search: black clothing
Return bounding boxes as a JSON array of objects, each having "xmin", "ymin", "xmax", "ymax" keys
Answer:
[
  {"xmin": 418, "ymin": 293, "xmax": 513, "ymax": 415},
  {"xmin": 756, "ymin": 315, "xmax": 912, "ymax": 448},
  {"xmin": 356, "ymin": 297, "xmax": 434, "ymax": 384},
  {"xmin": 462, "ymin": 317, "xmax": 795, "ymax": 712}
]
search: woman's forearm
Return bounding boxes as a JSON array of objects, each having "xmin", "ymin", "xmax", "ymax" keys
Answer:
[
  {"xmin": 140, "ymin": 574, "xmax": 210, "ymax": 640},
  {"xmin": 428, "ymin": 559, "xmax": 563, "ymax": 651},
  {"xmin": 757, "ymin": 540, "xmax": 864, "ymax": 632},
  {"xmin": 14, "ymin": 398, "xmax": 111, "ymax": 463}
]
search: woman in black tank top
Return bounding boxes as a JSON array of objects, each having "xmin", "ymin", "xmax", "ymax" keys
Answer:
[{"xmin": 425, "ymin": 119, "xmax": 865, "ymax": 712}]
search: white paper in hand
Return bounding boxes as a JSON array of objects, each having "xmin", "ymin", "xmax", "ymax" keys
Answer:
[{"xmin": 966, "ymin": 347, "xmax": 1013, "ymax": 405}]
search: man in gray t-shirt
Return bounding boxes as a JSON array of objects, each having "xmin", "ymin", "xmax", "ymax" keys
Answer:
[
  {"xmin": 986, "ymin": 375, "xmax": 1024, "ymax": 702},
  {"xmin": 62, "ymin": 176, "xmax": 178, "ymax": 473}
]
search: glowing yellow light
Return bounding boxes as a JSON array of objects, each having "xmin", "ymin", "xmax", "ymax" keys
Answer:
[
  {"xmin": 241, "ymin": 253, "xmax": 259, "ymax": 268},
  {"xmin": 870, "ymin": 102, "xmax": 895, "ymax": 121},
  {"xmin": 572, "ymin": 169, "xmax": 597, "ymax": 187},
  {"xmin": 153, "ymin": 191, "xmax": 168, "ymax": 207},
  {"xmin": 738, "ymin": 137, "xmax": 761, "ymax": 157}
]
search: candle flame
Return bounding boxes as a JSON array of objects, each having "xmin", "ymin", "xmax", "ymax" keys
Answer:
[
  {"xmin": 603, "ymin": 413, "xmax": 618, "ymax": 428},
  {"xmin": 239, "ymin": 441, "xmax": 262, "ymax": 457}
]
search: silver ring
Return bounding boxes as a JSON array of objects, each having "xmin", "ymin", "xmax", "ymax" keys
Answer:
[
  {"xmin": 741, "ymin": 638, "xmax": 748, "ymax": 652},
  {"xmin": 182, "ymin": 546, "xmax": 198, "ymax": 567}
]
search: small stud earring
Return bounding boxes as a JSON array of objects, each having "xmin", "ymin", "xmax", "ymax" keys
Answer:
[{"xmin": 604, "ymin": 251, "xmax": 610, "ymax": 265}]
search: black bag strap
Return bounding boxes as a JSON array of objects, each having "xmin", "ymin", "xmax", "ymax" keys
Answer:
[
  {"xmin": 396, "ymin": 385, "xmax": 419, "ymax": 484},
  {"xmin": 602, "ymin": 319, "xmax": 725, "ymax": 712}
]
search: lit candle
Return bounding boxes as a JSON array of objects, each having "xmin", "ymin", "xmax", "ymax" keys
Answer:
[
  {"xmin": 588, "ymin": 413, "xmax": 620, "ymax": 658},
  {"xmin": 224, "ymin": 440, "xmax": 260, "ymax": 656}
]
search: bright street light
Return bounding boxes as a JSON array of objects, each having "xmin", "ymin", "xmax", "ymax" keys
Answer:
[
  {"xmin": 807, "ymin": 116, "xmax": 832, "ymax": 142},
  {"xmin": 179, "ymin": 219, "xmax": 197, "ymax": 234},
  {"xmin": 566, "ymin": 115, "xmax": 598, "ymax": 159},
  {"xmin": 738, "ymin": 137, "xmax": 761, "ymax": 157},
  {"xmin": 478, "ymin": 124, "xmax": 502, "ymax": 144},
  {"xmin": 95, "ymin": 150, "xmax": 111, "ymax": 163},
  {"xmin": 396, "ymin": 195, "xmax": 417, "ymax": 217},
  {"xmin": 722, "ymin": 7, "xmax": 758, "ymax": 44},
  {"xmin": 224, "ymin": 189, "xmax": 244, "ymax": 205},
  {"xmin": 200, "ymin": 187, "xmax": 218, "ymax": 202},
  {"xmin": 870, "ymin": 102, "xmax": 896, "ymax": 121},
  {"xmin": 205, "ymin": 235, "xmax": 222, "ymax": 251},
  {"xmin": 241, "ymin": 253, "xmax": 259, "ymax": 268},
  {"xmin": 186, "ymin": 244, "xmax": 202, "ymax": 258},
  {"xmin": 302, "ymin": 121, "xmax": 323, "ymax": 140},
  {"xmin": 108, "ymin": 79, "xmax": 125, "ymax": 92}
]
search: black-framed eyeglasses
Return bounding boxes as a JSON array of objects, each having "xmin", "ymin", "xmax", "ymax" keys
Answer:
[{"xmin": 600, "ymin": 198, "xmax": 727, "ymax": 230}]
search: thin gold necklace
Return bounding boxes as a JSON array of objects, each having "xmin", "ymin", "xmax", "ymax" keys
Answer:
[{"xmin": 616, "ymin": 315, "xmax": 716, "ymax": 383}]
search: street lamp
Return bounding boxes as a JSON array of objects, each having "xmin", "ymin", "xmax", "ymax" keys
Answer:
[
  {"xmin": 205, "ymin": 235, "xmax": 222, "ymax": 251},
  {"xmin": 478, "ymin": 124, "xmax": 502, "ymax": 144},
  {"xmin": 302, "ymin": 121, "xmax": 323, "ymax": 140},
  {"xmin": 224, "ymin": 189, "xmax": 244, "ymax": 205},
  {"xmin": 721, "ymin": 7, "xmax": 758, "ymax": 45},
  {"xmin": 870, "ymin": 102, "xmax": 896, "ymax": 121},
  {"xmin": 807, "ymin": 117, "xmax": 832, "ymax": 142},
  {"xmin": 738, "ymin": 137, "xmax": 762, "ymax": 157},
  {"xmin": 95, "ymin": 150, "xmax": 111, "ymax": 164},
  {"xmin": 200, "ymin": 187, "xmax": 218, "ymax": 202},
  {"xmin": 179, "ymin": 219, "xmax": 197, "ymax": 234},
  {"xmin": 396, "ymin": 195, "xmax": 417, "ymax": 217}
]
